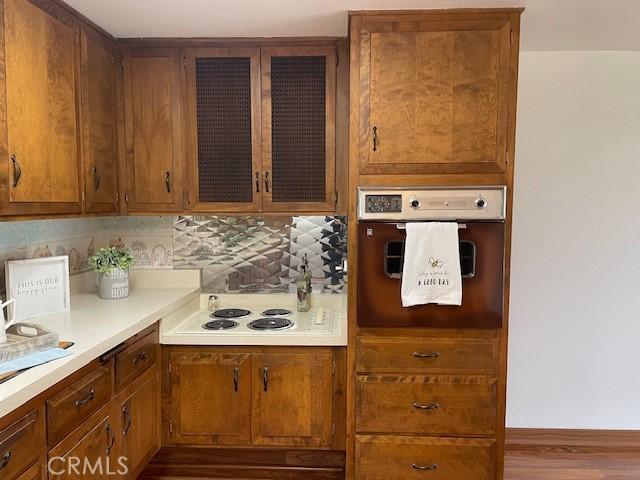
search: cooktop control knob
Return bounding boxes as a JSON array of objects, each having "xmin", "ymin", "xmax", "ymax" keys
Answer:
[
  {"xmin": 475, "ymin": 197, "xmax": 487, "ymax": 209},
  {"xmin": 410, "ymin": 199, "xmax": 420, "ymax": 209}
]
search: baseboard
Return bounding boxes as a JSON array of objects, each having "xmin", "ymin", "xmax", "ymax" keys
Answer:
[
  {"xmin": 506, "ymin": 428, "xmax": 640, "ymax": 454},
  {"xmin": 140, "ymin": 447, "xmax": 345, "ymax": 480}
]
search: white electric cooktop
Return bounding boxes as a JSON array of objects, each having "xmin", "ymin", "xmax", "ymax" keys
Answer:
[{"xmin": 162, "ymin": 294, "xmax": 345, "ymax": 346}]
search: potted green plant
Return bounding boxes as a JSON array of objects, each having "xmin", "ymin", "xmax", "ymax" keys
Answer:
[{"xmin": 89, "ymin": 247, "xmax": 135, "ymax": 299}]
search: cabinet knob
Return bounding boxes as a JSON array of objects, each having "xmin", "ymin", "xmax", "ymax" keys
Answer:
[{"xmin": 264, "ymin": 172, "xmax": 270, "ymax": 193}]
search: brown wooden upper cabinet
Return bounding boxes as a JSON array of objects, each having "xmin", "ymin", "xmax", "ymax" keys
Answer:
[
  {"xmin": 184, "ymin": 45, "xmax": 337, "ymax": 213},
  {"xmin": 261, "ymin": 47, "xmax": 336, "ymax": 212},
  {"xmin": 123, "ymin": 48, "xmax": 183, "ymax": 212},
  {"xmin": 0, "ymin": 0, "xmax": 83, "ymax": 216},
  {"xmin": 184, "ymin": 47, "xmax": 262, "ymax": 212},
  {"xmin": 353, "ymin": 10, "xmax": 521, "ymax": 175},
  {"xmin": 80, "ymin": 27, "xmax": 119, "ymax": 214}
]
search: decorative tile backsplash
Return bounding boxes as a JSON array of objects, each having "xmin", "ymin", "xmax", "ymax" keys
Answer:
[
  {"xmin": 173, "ymin": 216, "xmax": 347, "ymax": 293},
  {"xmin": 0, "ymin": 216, "xmax": 174, "ymax": 293},
  {"xmin": 0, "ymin": 215, "xmax": 346, "ymax": 294}
]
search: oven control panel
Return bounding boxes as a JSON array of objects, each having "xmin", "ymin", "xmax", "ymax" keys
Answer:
[{"xmin": 358, "ymin": 187, "xmax": 506, "ymax": 221}]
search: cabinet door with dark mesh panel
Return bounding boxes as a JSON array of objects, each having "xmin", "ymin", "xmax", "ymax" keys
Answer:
[
  {"xmin": 261, "ymin": 47, "xmax": 336, "ymax": 212},
  {"xmin": 184, "ymin": 47, "xmax": 262, "ymax": 212}
]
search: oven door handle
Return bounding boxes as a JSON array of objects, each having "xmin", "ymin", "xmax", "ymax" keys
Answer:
[{"xmin": 395, "ymin": 223, "xmax": 467, "ymax": 230}]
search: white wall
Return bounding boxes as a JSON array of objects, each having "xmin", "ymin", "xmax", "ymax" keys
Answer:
[{"xmin": 508, "ymin": 51, "xmax": 640, "ymax": 429}]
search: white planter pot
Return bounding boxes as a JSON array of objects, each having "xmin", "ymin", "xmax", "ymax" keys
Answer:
[{"xmin": 98, "ymin": 268, "xmax": 130, "ymax": 299}]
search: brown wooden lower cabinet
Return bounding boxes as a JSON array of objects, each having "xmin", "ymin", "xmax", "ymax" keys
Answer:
[
  {"xmin": 48, "ymin": 400, "xmax": 123, "ymax": 480},
  {"xmin": 46, "ymin": 362, "xmax": 114, "ymax": 447},
  {"xmin": 251, "ymin": 351, "xmax": 333, "ymax": 447},
  {"xmin": 356, "ymin": 374, "xmax": 497, "ymax": 436},
  {"xmin": 169, "ymin": 350, "xmax": 252, "ymax": 446},
  {"xmin": 356, "ymin": 335, "xmax": 499, "ymax": 375},
  {"xmin": 2, "ymin": 336, "xmax": 345, "ymax": 480},
  {"xmin": 0, "ymin": 324, "xmax": 160, "ymax": 480},
  {"xmin": 116, "ymin": 365, "xmax": 161, "ymax": 479},
  {"xmin": 355, "ymin": 435, "xmax": 496, "ymax": 480},
  {"xmin": 166, "ymin": 347, "xmax": 337, "ymax": 449},
  {"xmin": 0, "ymin": 409, "xmax": 43, "ymax": 480}
]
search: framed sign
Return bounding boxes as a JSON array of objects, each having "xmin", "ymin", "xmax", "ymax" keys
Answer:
[{"xmin": 5, "ymin": 256, "xmax": 71, "ymax": 321}]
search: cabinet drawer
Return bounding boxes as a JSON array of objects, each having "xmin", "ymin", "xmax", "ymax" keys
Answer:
[
  {"xmin": 356, "ymin": 336, "xmax": 498, "ymax": 374},
  {"xmin": 15, "ymin": 462, "xmax": 41, "ymax": 480},
  {"xmin": 0, "ymin": 410, "xmax": 41, "ymax": 480},
  {"xmin": 116, "ymin": 328, "xmax": 158, "ymax": 391},
  {"xmin": 356, "ymin": 375, "xmax": 496, "ymax": 436},
  {"xmin": 46, "ymin": 363, "xmax": 113, "ymax": 446},
  {"xmin": 355, "ymin": 435, "xmax": 495, "ymax": 480}
]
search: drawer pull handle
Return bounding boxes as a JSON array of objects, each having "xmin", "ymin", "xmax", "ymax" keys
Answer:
[
  {"xmin": 74, "ymin": 389, "xmax": 96, "ymax": 407},
  {"xmin": 132, "ymin": 351, "xmax": 148, "ymax": 364},
  {"xmin": 11, "ymin": 154, "xmax": 21, "ymax": 187},
  {"xmin": 105, "ymin": 422, "xmax": 115, "ymax": 455},
  {"xmin": 92, "ymin": 166, "xmax": 101, "ymax": 192},
  {"xmin": 0, "ymin": 451, "xmax": 11, "ymax": 470},
  {"xmin": 165, "ymin": 171, "xmax": 172, "ymax": 193},
  {"xmin": 233, "ymin": 367, "xmax": 240, "ymax": 392},
  {"xmin": 412, "ymin": 463, "xmax": 439, "ymax": 471},
  {"xmin": 413, "ymin": 352, "xmax": 440, "ymax": 359},
  {"xmin": 413, "ymin": 401, "xmax": 440, "ymax": 410},
  {"xmin": 263, "ymin": 367, "xmax": 269, "ymax": 392},
  {"xmin": 122, "ymin": 405, "xmax": 132, "ymax": 436}
]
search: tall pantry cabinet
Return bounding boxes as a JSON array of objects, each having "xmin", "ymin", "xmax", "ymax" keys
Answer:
[{"xmin": 348, "ymin": 9, "xmax": 523, "ymax": 480}]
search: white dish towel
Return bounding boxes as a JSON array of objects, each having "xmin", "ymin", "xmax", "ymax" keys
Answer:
[{"xmin": 401, "ymin": 222, "xmax": 462, "ymax": 307}]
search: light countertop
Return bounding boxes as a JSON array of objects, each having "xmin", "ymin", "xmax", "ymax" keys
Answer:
[
  {"xmin": 162, "ymin": 293, "xmax": 348, "ymax": 346},
  {"xmin": 0, "ymin": 271, "xmax": 348, "ymax": 420},
  {"xmin": 0, "ymin": 271, "xmax": 201, "ymax": 419}
]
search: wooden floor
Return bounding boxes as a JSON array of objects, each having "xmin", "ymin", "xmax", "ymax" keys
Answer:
[
  {"xmin": 504, "ymin": 429, "xmax": 640, "ymax": 479},
  {"xmin": 505, "ymin": 452, "xmax": 640, "ymax": 479}
]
